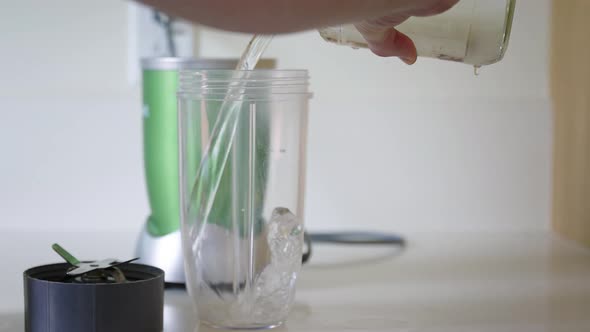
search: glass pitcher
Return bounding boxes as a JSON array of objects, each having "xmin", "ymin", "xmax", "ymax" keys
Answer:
[{"xmin": 319, "ymin": 0, "xmax": 516, "ymax": 66}]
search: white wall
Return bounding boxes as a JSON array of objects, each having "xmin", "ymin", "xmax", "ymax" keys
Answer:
[
  {"xmin": 0, "ymin": 1, "xmax": 147, "ymax": 233},
  {"xmin": 0, "ymin": 0, "xmax": 551, "ymax": 235}
]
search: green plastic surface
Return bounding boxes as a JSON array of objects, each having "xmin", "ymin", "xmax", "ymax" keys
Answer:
[{"xmin": 143, "ymin": 69, "xmax": 181, "ymax": 236}]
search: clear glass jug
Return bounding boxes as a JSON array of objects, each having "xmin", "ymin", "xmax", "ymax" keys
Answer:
[
  {"xmin": 177, "ymin": 70, "xmax": 311, "ymax": 329},
  {"xmin": 319, "ymin": 0, "xmax": 516, "ymax": 66}
]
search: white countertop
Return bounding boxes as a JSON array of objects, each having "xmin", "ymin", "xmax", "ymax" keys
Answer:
[{"xmin": 2, "ymin": 231, "xmax": 589, "ymax": 331}]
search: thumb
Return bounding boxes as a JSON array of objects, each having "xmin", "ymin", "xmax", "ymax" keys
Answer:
[{"xmin": 355, "ymin": 18, "xmax": 417, "ymax": 64}]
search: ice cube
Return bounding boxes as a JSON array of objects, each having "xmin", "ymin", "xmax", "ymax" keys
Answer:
[
  {"xmin": 242, "ymin": 207, "xmax": 303, "ymax": 321},
  {"xmin": 267, "ymin": 207, "xmax": 303, "ymax": 265}
]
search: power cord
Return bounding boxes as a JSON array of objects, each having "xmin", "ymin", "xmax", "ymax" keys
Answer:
[
  {"xmin": 153, "ymin": 10, "xmax": 178, "ymax": 57},
  {"xmin": 302, "ymin": 231, "xmax": 406, "ymax": 264}
]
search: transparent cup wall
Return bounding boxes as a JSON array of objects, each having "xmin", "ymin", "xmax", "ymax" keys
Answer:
[{"xmin": 178, "ymin": 70, "xmax": 311, "ymax": 329}]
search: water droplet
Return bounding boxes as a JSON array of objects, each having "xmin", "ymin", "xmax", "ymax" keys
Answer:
[{"xmin": 474, "ymin": 65, "xmax": 481, "ymax": 77}]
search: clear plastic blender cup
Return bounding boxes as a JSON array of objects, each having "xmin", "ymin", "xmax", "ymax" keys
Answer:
[{"xmin": 177, "ymin": 70, "xmax": 311, "ymax": 329}]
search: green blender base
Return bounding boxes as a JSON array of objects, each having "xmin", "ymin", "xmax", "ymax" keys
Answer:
[{"xmin": 135, "ymin": 58, "xmax": 190, "ymax": 284}]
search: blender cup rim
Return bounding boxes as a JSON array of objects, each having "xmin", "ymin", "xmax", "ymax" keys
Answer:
[{"xmin": 177, "ymin": 69, "xmax": 312, "ymax": 101}]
